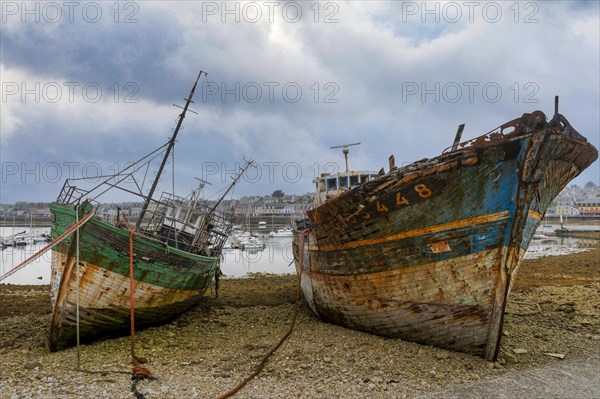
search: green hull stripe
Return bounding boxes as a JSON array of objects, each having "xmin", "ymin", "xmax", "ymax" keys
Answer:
[{"xmin": 50, "ymin": 203, "xmax": 218, "ymax": 291}]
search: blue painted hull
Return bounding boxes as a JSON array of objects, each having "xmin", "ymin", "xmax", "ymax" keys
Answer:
[{"xmin": 294, "ymin": 111, "xmax": 597, "ymax": 360}]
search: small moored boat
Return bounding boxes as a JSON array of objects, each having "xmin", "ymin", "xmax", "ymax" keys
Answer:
[{"xmin": 269, "ymin": 227, "xmax": 294, "ymax": 237}]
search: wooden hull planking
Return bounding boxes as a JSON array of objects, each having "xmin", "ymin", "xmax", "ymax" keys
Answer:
[
  {"xmin": 49, "ymin": 203, "xmax": 218, "ymax": 351},
  {"xmin": 294, "ymin": 118, "xmax": 598, "ymax": 360}
]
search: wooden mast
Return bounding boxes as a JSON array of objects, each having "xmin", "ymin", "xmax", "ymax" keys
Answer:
[{"xmin": 135, "ymin": 70, "xmax": 206, "ymax": 229}]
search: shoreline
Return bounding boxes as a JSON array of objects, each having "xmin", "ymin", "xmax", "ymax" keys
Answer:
[
  {"xmin": 1, "ymin": 247, "xmax": 599, "ymax": 398},
  {"xmin": 1, "ymin": 215, "xmax": 599, "ymax": 229}
]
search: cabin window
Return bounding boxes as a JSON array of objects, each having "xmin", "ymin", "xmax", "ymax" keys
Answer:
[
  {"xmin": 189, "ymin": 212, "xmax": 199, "ymax": 225},
  {"xmin": 339, "ymin": 176, "xmax": 349, "ymax": 189},
  {"xmin": 350, "ymin": 175, "xmax": 359, "ymax": 186},
  {"xmin": 369, "ymin": 174, "xmax": 377, "ymax": 181},
  {"xmin": 327, "ymin": 178, "xmax": 337, "ymax": 190},
  {"xmin": 360, "ymin": 174, "xmax": 369, "ymax": 183}
]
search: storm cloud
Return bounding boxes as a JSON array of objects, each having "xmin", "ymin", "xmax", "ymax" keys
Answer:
[{"xmin": 1, "ymin": 1, "xmax": 598, "ymax": 203}]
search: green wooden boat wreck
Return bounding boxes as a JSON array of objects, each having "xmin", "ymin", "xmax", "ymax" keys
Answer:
[{"xmin": 49, "ymin": 71, "xmax": 251, "ymax": 351}]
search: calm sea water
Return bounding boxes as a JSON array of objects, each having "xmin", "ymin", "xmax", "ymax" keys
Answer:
[
  {"xmin": 0, "ymin": 227, "xmax": 294, "ymax": 285},
  {"xmin": 1, "ymin": 227, "xmax": 54, "ymax": 285}
]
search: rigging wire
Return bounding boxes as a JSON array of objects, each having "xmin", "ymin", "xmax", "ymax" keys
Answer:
[
  {"xmin": 172, "ymin": 144, "xmax": 176, "ymax": 198},
  {"xmin": 89, "ymin": 146, "xmax": 169, "ymax": 203}
]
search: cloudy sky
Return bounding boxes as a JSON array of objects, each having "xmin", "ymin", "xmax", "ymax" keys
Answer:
[{"xmin": 1, "ymin": 1, "xmax": 598, "ymax": 204}]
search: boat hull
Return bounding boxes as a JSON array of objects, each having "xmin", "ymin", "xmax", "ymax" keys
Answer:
[
  {"xmin": 294, "ymin": 119, "xmax": 597, "ymax": 360},
  {"xmin": 49, "ymin": 203, "xmax": 218, "ymax": 351},
  {"xmin": 299, "ymin": 249, "xmax": 503, "ymax": 354}
]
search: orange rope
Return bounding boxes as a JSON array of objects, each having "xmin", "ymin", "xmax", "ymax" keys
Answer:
[
  {"xmin": 128, "ymin": 229, "xmax": 155, "ymax": 399},
  {"xmin": 0, "ymin": 209, "xmax": 95, "ymax": 282},
  {"xmin": 129, "ymin": 229, "xmax": 149, "ymax": 369},
  {"xmin": 129, "ymin": 229, "xmax": 136, "ymax": 359},
  {"xmin": 216, "ymin": 229, "xmax": 310, "ymax": 399}
]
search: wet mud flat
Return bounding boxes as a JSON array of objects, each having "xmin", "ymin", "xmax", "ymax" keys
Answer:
[{"xmin": 1, "ymin": 247, "xmax": 599, "ymax": 398}]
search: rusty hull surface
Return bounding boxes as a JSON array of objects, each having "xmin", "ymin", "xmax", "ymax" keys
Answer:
[{"xmin": 293, "ymin": 111, "xmax": 598, "ymax": 361}]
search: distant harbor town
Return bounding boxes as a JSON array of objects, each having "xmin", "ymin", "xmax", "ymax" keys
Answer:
[
  {"xmin": 2, "ymin": 183, "xmax": 599, "ymax": 228},
  {"xmin": 0, "ymin": 191, "xmax": 316, "ymax": 228}
]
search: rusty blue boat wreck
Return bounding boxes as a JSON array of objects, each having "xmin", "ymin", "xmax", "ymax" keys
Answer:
[{"xmin": 293, "ymin": 100, "xmax": 597, "ymax": 361}]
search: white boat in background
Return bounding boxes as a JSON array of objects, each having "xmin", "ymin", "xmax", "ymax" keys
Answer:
[
  {"xmin": 33, "ymin": 233, "xmax": 52, "ymax": 243},
  {"xmin": 269, "ymin": 227, "xmax": 293, "ymax": 237},
  {"xmin": 1, "ymin": 231, "xmax": 28, "ymax": 247},
  {"xmin": 258, "ymin": 221, "xmax": 267, "ymax": 229},
  {"xmin": 240, "ymin": 236, "xmax": 265, "ymax": 250},
  {"xmin": 229, "ymin": 230, "xmax": 249, "ymax": 246}
]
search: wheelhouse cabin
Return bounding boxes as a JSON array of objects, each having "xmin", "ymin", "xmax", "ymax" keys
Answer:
[{"xmin": 314, "ymin": 171, "xmax": 379, "ymax": 205}]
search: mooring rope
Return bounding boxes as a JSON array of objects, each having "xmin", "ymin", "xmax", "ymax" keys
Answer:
[
  {"xmin": 41, "ymin": 212, "xmax": 159, "ymax": 397},
  {"xmin": 0, "ymin": 209, "xmax": 96, "ymax": 282},
  {"xmin": 129, "ymin": 229, "xmax": 149, "ymax": 364},
  {"xmin": 129, "ymin": 229, "xmax": 138, "ymax": 361},
  {"xmin": 216, "ymin": 229, "xmax": 310, "ymax": 399},
  {"xmin": 128, "ymin": 229, "xmax": 157, "ymax": 399}
]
